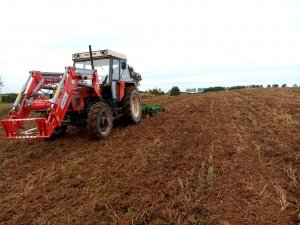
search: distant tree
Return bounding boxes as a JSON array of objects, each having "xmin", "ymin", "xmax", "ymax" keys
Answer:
[
  {"xmin": 247, "ymin": 84, "xmax": 261, "ymax": 88},
  {"xmin": 203, "ymin": 86, "xmax": 226, "ymax": 93},
  {"xmin": 187, "ymin": 88, "xmax": 199, "ymax": 93},
  {"xmin": 281, "ymin": 84, "xmax": 287, "ymax": 88},
  {"xmin": 272, "ymin": 84, "xmax": 279, "ymax": 88},
  {"xmin": 128, "ymin": 65, "xmax": 142, "ymax": 86},
  {"xmin": 228, "ymin": 85, "xmax": 247, "ymax": 90},
  {"xmin": 0, "ymin": 76, "xmax": 3, "ymax": 94},
  {"xmin": 293, "ymin": 84, "xmax": 298, "ymax": 88},
  {"xmin": 2, "ymin": 93, "xmax": 17, "ymax": 103},
  {"xmin": 148, "ymin": 88, "xmax": 164, "ymax": 95},
  {"xmin": 170, "ymin": 86, "xmax": 180, "ymax": 96},
  {"xmin": 267, "ymin": 84, "xmax": 271, "ymax": 88}
]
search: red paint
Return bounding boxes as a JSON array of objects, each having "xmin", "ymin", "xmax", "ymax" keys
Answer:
[{"xmin": 1, "ymin": 67, "xmax": 101, "ymax": 138}]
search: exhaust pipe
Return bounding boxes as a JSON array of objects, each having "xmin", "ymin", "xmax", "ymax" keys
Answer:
[{"xmin": 89, "ymin": 45, "xmax": 94, "ymax": 70}]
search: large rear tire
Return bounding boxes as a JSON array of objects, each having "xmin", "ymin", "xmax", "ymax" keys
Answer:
[
  {"xmin": 87, "ymin": 102, "xmax": 113, "ymax": 140},
  {"xmin": 121, "ymin": 86, "xmax": 142, "ymax": 124},
  {"xmin": 122, "ymin": 86, "xmax": 142, "ymax": 124}
]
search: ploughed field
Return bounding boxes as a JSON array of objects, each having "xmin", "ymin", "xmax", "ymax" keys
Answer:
[{"xmin": 0, "ymin": 89, "xmax": 299, "ymax": 225}]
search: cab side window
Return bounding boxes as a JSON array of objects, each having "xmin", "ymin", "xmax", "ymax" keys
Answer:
[{"xmin": 112, "ymin": 59, "xmax": 120, "ymax": 81}]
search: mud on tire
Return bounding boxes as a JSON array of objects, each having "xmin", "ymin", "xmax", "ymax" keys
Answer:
[{"xmin": 87, "ymin": 102, "xmax": 113, "ymax": 140}]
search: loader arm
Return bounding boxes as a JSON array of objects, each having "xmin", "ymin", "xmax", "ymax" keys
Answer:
[{"xmin": 1, "ymin": 67, "xmax": 100, "ymax": 139}]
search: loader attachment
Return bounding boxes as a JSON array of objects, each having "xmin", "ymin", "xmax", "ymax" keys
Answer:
[
  {"xmin": 2, "ymin": 118, "xmax": 50, "ymax": 139},
  {"xmin": 1, "ymin": 67, "xmax": 100, "ymax": 139}
]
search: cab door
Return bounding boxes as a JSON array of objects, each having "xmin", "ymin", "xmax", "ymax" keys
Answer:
[{"xmin": 111, "ymin": 58, "xmax": 120, "ymax": 100}]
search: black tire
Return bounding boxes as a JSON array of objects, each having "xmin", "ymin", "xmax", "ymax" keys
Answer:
[
  {"xmin": 46, "ymin": 125, "xmax": 67, "ymax": 141},
  {"xmin": 121, "ymin": 86, "xmax": 142, "ymax": 124},
  {"xmin": 87, "ymin": 102, "xmax": 113, "ymax": 140}
]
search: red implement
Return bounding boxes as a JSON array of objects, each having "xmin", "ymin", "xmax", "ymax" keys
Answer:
[{"xmin": 1, "ymin": 67, "xmax": 100, "ymax": 139}]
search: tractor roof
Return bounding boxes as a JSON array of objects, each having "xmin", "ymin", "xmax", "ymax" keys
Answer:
[{"xmin": 72, "ymin": 49, "xmax": 127, "ymax": 61}]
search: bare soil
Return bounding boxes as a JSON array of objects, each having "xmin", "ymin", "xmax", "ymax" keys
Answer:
[{"xmin": 0, "ymin": 88, "xmax": 299, "ymax": 225}]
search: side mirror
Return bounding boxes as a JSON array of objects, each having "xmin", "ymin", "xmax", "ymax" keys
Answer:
[{"xmin": 121, "ymin": 61, "xmax": 126, "ymax": 70}]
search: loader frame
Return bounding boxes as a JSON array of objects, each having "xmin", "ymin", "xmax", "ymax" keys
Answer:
[{"xmin": 2, "ymin": 67, "xmax": 103, "ymax": 138}]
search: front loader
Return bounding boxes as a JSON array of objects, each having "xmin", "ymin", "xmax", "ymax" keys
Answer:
[{"xmin": 1, "ymin": 46, "xmax": 142, "ymax": 139}]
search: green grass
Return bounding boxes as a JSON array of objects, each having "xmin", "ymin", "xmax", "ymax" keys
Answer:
[{"xmin": 0, "ymin": 102, "xmax": 12, "ymax": 116}]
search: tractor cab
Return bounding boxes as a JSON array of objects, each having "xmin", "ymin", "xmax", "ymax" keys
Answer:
[{"xmin": 72, "ymin": 49, "xmax": 133, "ymax": 86}]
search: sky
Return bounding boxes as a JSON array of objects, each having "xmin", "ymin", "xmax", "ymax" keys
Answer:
[{"xmin": 0, "ymin": 0, "xmax": 299, "ymax": 93}]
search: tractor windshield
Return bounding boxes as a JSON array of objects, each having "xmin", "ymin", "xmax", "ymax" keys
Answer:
[{"xmin": 75, "ymin": 59, "xmax": 110, "ymax": 84}]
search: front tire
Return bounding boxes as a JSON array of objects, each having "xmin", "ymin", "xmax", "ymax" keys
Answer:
[
  {"xmin": 87, "ymin": 102, "xmax": 113, "ymax": 140},
  {"xmin": 46, "ymin": 125, "xmax": 67, "ymax": 141}
]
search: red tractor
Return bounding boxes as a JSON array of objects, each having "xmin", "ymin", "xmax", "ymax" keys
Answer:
[{"xmin": 1, "ymin": 46, "xmax": 142, "ymax": 139}]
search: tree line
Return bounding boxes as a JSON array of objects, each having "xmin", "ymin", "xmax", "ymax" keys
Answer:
[
  {"xmin": 1, "ymin": 93, "xmax": 18, "ymax": 103},
  {"xmin": 145, "ymin": 86, "xmax": 181, "ymax": 96},
  {"xmin": 186, "ymin": 84, "xmax": 299, "ymax": 93},
  {"xmin": 145, "ymin": 83, "xmax": 299, "ymax": 97}
]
